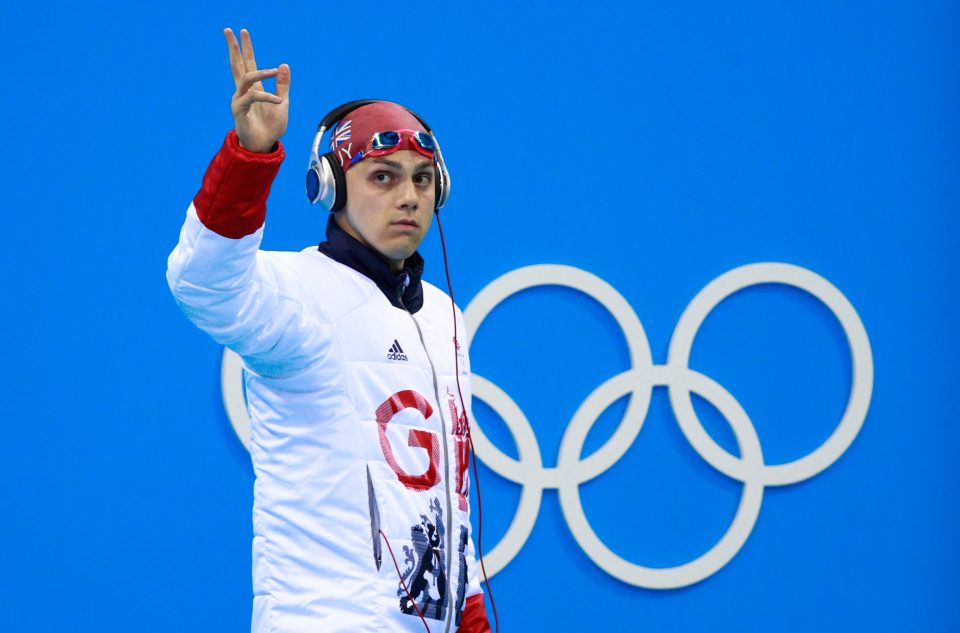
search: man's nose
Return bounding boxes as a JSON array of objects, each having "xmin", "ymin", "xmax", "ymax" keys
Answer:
[{"xmin": 397, "ymin": 177, "xmax": 419, "ymax": 210}]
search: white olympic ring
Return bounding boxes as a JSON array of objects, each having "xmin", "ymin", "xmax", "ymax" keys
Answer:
[{"xmin": 221, "ymin": 262, "xmax": 874, "ymax": 589}]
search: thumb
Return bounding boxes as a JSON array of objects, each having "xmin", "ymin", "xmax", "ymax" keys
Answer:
[{"xmin": 276, "ymin": 63, "xmax": 291, "ymax": 101}]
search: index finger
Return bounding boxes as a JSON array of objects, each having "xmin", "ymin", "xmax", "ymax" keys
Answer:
[{"xmin": 223, "ymin": 28, "xmax": 245, "ymax": 85}]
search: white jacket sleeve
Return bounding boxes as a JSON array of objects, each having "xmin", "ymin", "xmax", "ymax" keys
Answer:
[
  {"xmin": 166, "ymin": 131, "xmax": 328, "ymax": 379},
  {"xmin": 167, "ymin": 206, "xmax": 327, "ymax": 378}
]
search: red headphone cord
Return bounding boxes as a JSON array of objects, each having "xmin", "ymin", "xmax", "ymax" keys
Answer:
[{"xmin": 435, "ymin": 211, "xmax": 501, "ymax": 633}]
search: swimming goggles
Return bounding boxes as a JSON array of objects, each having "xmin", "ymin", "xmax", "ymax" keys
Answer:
[{"xmin": 351, "ymin": 129, "xmax": 436, "ymax": 165}]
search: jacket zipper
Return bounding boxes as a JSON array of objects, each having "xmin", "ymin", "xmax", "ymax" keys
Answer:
[{"xmin": 399, "ymin": 288, "xmax": 456, "ymax": 633}]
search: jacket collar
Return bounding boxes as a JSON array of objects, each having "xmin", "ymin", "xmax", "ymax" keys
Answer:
[{"xmin": 317, "ymin": 215, "xmax": 425, "ymax": 313}]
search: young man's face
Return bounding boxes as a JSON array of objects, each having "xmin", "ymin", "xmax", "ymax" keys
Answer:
[{"xmin": 337, "ymin": 150, "xmax": 436, "ymax": 271}]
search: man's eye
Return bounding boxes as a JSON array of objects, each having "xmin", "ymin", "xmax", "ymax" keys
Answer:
[
  {"xmin": 414, "ymin": 173, "xmax": 433, "ymax": 185},
  {"xmin": 373, "ymin": 172, "xmax": 393, "ymax": 184}
]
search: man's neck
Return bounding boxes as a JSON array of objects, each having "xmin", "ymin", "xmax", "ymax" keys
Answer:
[
  {"xmin": 332, "ymin": 212, "xmax": 406, "ymax": 272},
  {"xmin": 318, "ymin": 215, "xmax": 425, "ymax": 313}
]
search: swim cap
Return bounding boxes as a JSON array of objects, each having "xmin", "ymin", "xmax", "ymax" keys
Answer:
[{"xmin": 328, "ymin": 102, "xmax": 427, "ymax": 171}]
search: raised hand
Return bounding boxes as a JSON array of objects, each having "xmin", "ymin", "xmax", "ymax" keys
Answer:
[{"xmin": 224, "ymin": 28, "xmax": 290, "ymax": 153}]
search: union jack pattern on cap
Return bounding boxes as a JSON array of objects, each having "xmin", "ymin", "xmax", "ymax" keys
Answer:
[{"xmin": 331, "ymin": 120, "xmax": 352, "ymax": 149}]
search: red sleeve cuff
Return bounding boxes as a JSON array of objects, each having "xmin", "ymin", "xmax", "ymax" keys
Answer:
[
  {"xmin": 458, "ymin": 594, "xmax": 491, "ymax": 633},
  {"xmin": 192, "ymin": 130, "xmax": 285, "ymax": 239}
]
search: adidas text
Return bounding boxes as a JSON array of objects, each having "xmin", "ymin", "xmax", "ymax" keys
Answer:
[{"xmin": 387, "ymin": 340, "xmax": 408, "ymax": 362}]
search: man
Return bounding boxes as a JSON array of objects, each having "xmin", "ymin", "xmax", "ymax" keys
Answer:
[{"xmin": 166, "ymin": 28, "xmax": 492, "ymax": 633}]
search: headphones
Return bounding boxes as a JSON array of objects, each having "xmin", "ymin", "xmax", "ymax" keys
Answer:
[{"xmin": 305, "ymin": 99, "xmax": 451, "ymax": 214}]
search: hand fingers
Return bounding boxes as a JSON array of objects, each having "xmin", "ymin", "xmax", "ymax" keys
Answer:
[
  {"xmin": 235, "ymin": 89, "xmax": 284, "ymax": 108},
  {"xmin": 235, "ymin": 67, "xmax": 279, "ymax": 95},
  {"xmin": 224, "ymin": 28, "xmax": 245, "ymax": 85},
  {"xmin": 240, "ymin": 28, "xmax": 259, "ymax": 74},
  {"xmin": 275, "ymin": 63, "xmax": 291, "ymax": 101}
]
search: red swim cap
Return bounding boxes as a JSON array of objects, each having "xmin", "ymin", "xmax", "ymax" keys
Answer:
[{"xmin": 328, "ymin": 102, "xmax": 427, "ymax": 171}]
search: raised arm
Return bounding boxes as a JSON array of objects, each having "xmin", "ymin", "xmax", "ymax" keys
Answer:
[{"xmin": 167, "ymin": 29, "xmax": 324, "ymax": 379}]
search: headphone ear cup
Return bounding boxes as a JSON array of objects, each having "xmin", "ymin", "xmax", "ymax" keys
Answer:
[
  {"xmin": 435, "ymin": 162, "xmax": 450, "ymax": 210},
  {"xmin": 306, "ymin": 163, "xmax": 322, "ymax": 204},
  {"xmin": 325, "ymin": 154, "xmax": 347, "ymax": 214},
  {"xmin": 310, "ymin": 153, "xmax": 347, "ymax": 213}
]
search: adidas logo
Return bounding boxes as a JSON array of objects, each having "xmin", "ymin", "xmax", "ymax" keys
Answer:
[{"xmin": 387, "ymin": 339, "xmax": 408, "ymax": 362}]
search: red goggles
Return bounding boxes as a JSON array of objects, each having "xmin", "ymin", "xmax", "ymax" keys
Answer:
[{"xmin": 350, "ymin": 129, "xmax": 436, "ymax": 166}]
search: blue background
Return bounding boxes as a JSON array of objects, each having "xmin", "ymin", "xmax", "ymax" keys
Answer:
[{"xmin": 1, "ymin": 1, "xmax": 957, "ymax": 631}]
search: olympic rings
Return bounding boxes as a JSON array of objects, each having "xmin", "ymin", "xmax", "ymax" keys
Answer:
[
  {"xmin": 221, "ymin": 262, "xmax": 873, "ymax": 590},
  {"xmin": 461, "ymin": 263, "xmax": 873, "ymax": 589}
]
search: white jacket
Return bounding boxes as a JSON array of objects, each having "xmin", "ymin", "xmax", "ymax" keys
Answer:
[{"xmin": 166, "ymin": 132, "xmax": 486, "ymax": 633}]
